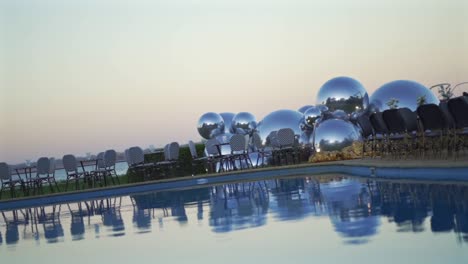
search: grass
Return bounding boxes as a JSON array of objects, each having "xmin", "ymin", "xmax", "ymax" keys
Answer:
[{"xmin": 0, "ymin": 174, "xmax": 132, "ymax": 201}]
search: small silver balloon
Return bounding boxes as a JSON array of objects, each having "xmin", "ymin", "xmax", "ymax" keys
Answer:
[
  {"xmin": 197, "ymin": 112, "xmax": 225, "ymax": 140},
  {"xmin": 316, "ymin": 76, "xmax": 369, "ymax": 114},
  {"xmin": 219, "ymin": 112, "xmax": 235, "ymax": 134},
  {"xmin": 317, "ymin": 104, "xmax": 329, "ymax": 113},
  {"xmin": 231, "ymin": 112, "xmax": 257, "ymax": 135},
  {"xmin": 331, "ymin": 109, "xmax": 350, "ymax": 121},
  {"xmin": 298, "ymin": 105, "xmax": 314, "ymax": 113},
  {"xmin": 312, "ymin": 119, "xmax": 362, "ymax": 152},
  {"xmin": 303, "ymin": 106, "xmax": 322, "ymax": 128},
  {"xmin": 369, "ymin": 80, "xmax": 439, "ymax": 112}
]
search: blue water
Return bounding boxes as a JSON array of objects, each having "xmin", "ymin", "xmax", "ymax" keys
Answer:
[{"xmin": 1, "ymin": 175, "xmax": 467, "ymax": 263}]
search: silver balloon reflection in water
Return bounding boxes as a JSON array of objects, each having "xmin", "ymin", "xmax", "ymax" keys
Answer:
[
  {"xmin": 256, "ymin": 109, "xmax": 303, "ymax": 146},
  {"xmin": 298, "ymin": 105, "xmax": 314, "ymax": 113},
  {"xmin": 197, "ymin": 112, "xmax": 225, "ymax": 140},
  {"xmin": 312, "ymin": 119, "xmax": 362, "ymax": 152},
  {"xmin": 369, "ymin": 80, "xmax": 439, "ymax": 112},
  {"xmin": 303, "ymin": 106, "xmax": 322, "ymax": 128},
  {"xmin": 219, "ymin": 112, "xmax": 235, "ymax": 134},
  {"xmin": 231, "ymin": 112, "xmax": 257, "ymax": 135},
  {"xmin": 316, "ymin": 76, "xmax": 369, "ymax": 114},
  {"xmin": 320, "ymin": 179, "xmax": 380, "ymax": 243}
]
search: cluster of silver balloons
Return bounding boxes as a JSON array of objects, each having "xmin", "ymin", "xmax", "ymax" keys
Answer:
[{"xmin": 197, "ymin": 76, "xmax": 439, "ymax": 154}]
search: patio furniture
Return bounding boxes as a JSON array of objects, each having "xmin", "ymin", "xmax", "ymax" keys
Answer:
[
  {"xmin": 35, "ymin": 157, "xmax": 60, "ymax": 193},
  {"xmin": 276, "ymin": 128, "xmax": 297, "ymax": 165},
  {"xmin": 63, "ymin": 154, "xmax": 86, "ymax": 191},
  {"xmin": 188, "ymin": 140, "xmax": 208, "ymax": 176},
  {"xmin": 127, "ymin": 146, "xmax": 155, "ymax": 181},
  {"xmin": 369, "ymin": 112, "xmax": 390, "ymax": 157},
  {"xmin": 417, "ymin": 104, "xmax": 450, "ymax": 158},
  {"xmin": 228, "ymin": 134, "xmax": 252, "ymax": 170},
  {"xmin": 356, "ymin": 114, "xmax": 375, "ymax": 158},
  {"xmin": 0, "ymin": 162, "xmax": 23, "ymax": 199},
  {"xmin": 252, "ymin": 132, "xmax": 269, "ymax": 167},
  {"xmin": 104, "ymin": 149, "xmax": 120, "ymax": 185}
]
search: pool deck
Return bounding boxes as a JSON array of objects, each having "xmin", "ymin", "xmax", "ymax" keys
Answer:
[{"xmin": 1, "ymin": 157, "xmax": 467, "ymax": 210}]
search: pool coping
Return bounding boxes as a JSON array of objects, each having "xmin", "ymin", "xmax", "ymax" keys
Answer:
[{"xmin": 1, "ymin": 161, "xmax": 467, "ymax": 211}]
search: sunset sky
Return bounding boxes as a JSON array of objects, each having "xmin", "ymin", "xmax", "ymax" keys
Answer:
[{"xmin": 1, "ymin": 0, "xmax": 467, "ymax": 163}]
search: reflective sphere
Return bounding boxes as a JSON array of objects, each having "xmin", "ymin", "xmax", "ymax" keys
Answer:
[
  {"xmin": 303, "ymin": 106, "xmax": 322, "ymax": 128},
  {"xmin": 256, "ymin": 109, "xmax": 303, "ymax": 145},
  {"xmin": 298, "ymin": 132, "xmax": 311, "ymax": 146},
  {"xmin": 298, "ymin": 105, "xmax": 314, "ymax": 113},
  {"xmin": 219, "ymin": 112, "xmax": 235, "ymax": 134},
  {"xmin": 316, "ymin": 76, "xmax": 369, "ymax": 114},
  {"xmin": 317, "ymin": 104, "xmax": 329, "ymax": 113},
  {"xmin": 197, "ymin": 112, "xmax": 225, "ymax": 140},
  {"xmin": 312, "ymin": 119, "xmax": 362, "ymax": 152},
  {"xmin": 369, "ymin": 80, "xmax": 439, "ymax": 112},
  {"xmin": 231, "ymin": 112, "xmax": 257, "ymax": 135},
  {"xmin": 331, "ymin": 109, "xmax": 349, "ymax": 121}
]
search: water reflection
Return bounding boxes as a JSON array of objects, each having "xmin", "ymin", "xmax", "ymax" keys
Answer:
[{"xmin": 1, "ymin": 175, "xmax": 468, "ymax": 248}]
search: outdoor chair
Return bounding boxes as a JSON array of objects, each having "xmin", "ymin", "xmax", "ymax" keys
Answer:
[
  {"xmin": 127, "ymin": 146, "xmax": 155, "ymax": 181},
  {"xmin": 266, "ymin": 131, "xmax": 281, "ymax": 165},
  {"xmin": 35, "ymin": 157, "xmax": 60, "ymax": 193},
  {"xmin": 417, "ymin": 104, "xmax": 450, "ymax": 158},
  {"xmin": 205, "ymin": 138, "xmax": 227, "ymax": 173},
  {"xmin": 448, "ymin": 96, "xmax": 468, "ymax": 157},
  {"xmin": 0, "ymin": 162, "xmax": 23, "ymax": 199},
  {"xmin": 228, "ymin": 134, "xmax": 253, "ymax": 170},
  {"xmin": 252, "ymin": 132, "xmax": 269, "ymax": 167},
  {"xmin": 369, "ymin": 112, "xmax": 389, "ymax": 157},
  {"xmin": 156, "ymin": 142, "xmax": 180, "ymax": 176},
  {"xmin": 382, "ymin": 108, "xmax": 420, "ymax": 159},
  {"xmin": 92, "ymin": 152, "xmax": 108, "ymax": 186},
  {"xmin": 276, "ymin": 128, "xmax": 298, "ymax": 165},
  {"xmin": 356, "ymin": 114, "xmax": 375, "ymax": 158},
  {"xmin": 104, "ymin": 149, "xmax": 120, "ymax": 185},
  {"xmin": 63, "ymin": 154, "xmax": 86, "ymax": 191},
  {"xmin": 188, "ymin": 140, "xmax": 208, "ymax": 176}
]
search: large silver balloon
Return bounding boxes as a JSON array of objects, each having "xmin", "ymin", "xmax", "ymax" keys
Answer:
[
  {"xmin": 256, "ymin": 109, "xmax": 303, "ymax": 146},
  {"xmin": 219, "ymin": 112, "xmax": 235, "ymax": 134},
  {"xmin": 316, "ymin": 76, "xmax": 369, "ymax": 114},
  {"xmin": 312, "ymin": 119, "xmax": 362, "ymax": 152},
  {"xmin": 231, "ymin": 112, "xmax": 257, "ymax": 135},
  {"xmin": 369, "ymin": 80, "xmax": 439, "ymax": 112},
  {"xmin": 197, "ymin": 112, "xmax": 225, "ymax": 140},
  {"xmin": 298, "ymin": 105, "xmax": 314, "ymax": 113},
  {"xmin": 303, "ymin": 106, "xmax": 322, "ymax": 128}
]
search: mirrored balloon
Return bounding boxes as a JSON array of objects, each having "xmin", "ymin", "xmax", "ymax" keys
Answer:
[
  {"xmin": 256, "ymin": 109, "xmax": 303, "ymax": 146},
  {"xmin": 312, "ymin": 119, "xmax": 362, "ymax": 152},
  {"xmin": 197, "ymin": 112, "xmax": 225, "ymax": 140},
  {"xmin": 316, "ymin": 76, "xmax": 369, "ymax": 114},
  {"xmin": 331, "ymin": 109, "xmax": 350, "ymax": 121},
  {"xmin": 369, "ymin": 80, "xmax": 439, "ymax": 112},
  {"xmin": 231, "ymin": 112, "xmax": 257, "ymax": 135},
  {"xmin": 219, "ymin": 112, "xmax": 235, "ymax": 134},
  {"xmin": 298, "ymin": 105, "xmax": 314, "ymax": 113},
  {"xmin": 303, "ymin": 106, "xmax": 322, "ymax": 128}
]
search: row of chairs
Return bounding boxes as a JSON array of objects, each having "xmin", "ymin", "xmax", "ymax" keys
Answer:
[
  {"xmin": 188, "ymin": 128, "xmax": 300, "ymax": 174},
  {"xmin": 124, "ymin": 142, "xmax": 180, "ymax": 180},
  {"xmin": 63, "ymin": 150, "xmax": 120, "ymax": 190},
  {"xmin": 356, "ymin": 96, "xmax": 468, "ymax": 159},
  {"xmin": 0, "ymin": 158, "xmax": 59, "ymax": 199},
  {"xmin": 0, "ymin": 149, "xmax": 121, "ymax": 199}
]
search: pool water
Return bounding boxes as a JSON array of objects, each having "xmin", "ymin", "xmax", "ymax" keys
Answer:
[{"xmin": 1, "ymin": 175, "xmax": 467, "ymax": 263}]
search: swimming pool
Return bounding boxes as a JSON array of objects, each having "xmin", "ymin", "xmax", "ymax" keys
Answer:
[{"xmin": 1, "ymin": 174, "xmax": 467, "ymax": 264}]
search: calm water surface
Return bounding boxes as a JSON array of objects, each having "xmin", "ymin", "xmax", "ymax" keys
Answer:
[{"xmin": 1, "ymin": 175, "xmax": 467, "ymax": 263}]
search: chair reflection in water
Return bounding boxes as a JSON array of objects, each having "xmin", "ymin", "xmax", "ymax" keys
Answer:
[{"xmin": 35, "ymin": 205, "xmax": 64, "ymax": 243}]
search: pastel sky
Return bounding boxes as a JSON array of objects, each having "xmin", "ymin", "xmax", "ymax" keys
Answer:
[{"xmin": 1, "ymin": 0, "xmax": 467, "ymax": 163}]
